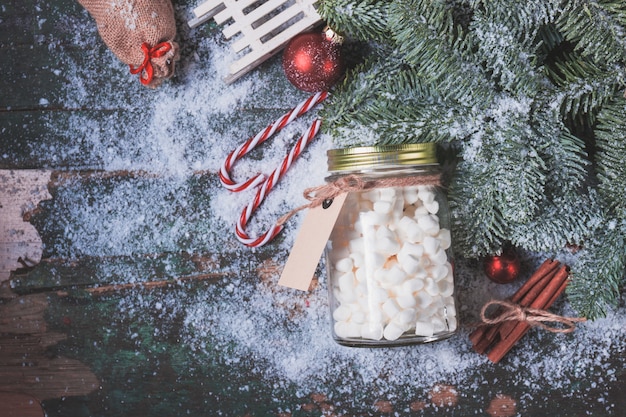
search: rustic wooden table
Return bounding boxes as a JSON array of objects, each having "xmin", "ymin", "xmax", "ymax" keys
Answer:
[{"xmin": 1, "ymin": 1, "xmax": 624, "ymax": 416}]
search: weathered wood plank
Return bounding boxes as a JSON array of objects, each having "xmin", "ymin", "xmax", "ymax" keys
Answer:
[
  {"xmin": 0, "ymin": 293, "xmax": 99, "ymax": 401},
  {"xmin": 0, "ymin": 169, "xmax": 52, "ymax": 283},
  {"xmin": 0, "ymin": 392, "xmax": 44, "ymax": 417},
  {"xmin": 9, "ymin": 252, "xmax": 242, "ymax": 294}
]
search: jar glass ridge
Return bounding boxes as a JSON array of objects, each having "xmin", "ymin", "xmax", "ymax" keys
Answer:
[{"xmin": 324, "ymin": 144, "xmax": 458, "ymax": 347}]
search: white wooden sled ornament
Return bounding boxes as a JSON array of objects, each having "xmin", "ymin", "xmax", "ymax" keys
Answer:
[{"xmin": 188, "ymin": 0, "xmax": 322, "ymax": 84}]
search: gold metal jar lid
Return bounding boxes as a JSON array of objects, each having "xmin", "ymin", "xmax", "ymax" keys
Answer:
[{"xmin": 327, "ymin": 143, "xmax": 438, "ymax": 172}]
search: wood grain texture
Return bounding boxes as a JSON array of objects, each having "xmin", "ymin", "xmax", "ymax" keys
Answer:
[
  {"xmin": 0, "ymin": 170, "xmax": 52, "ymax": 282},
  {"xmin": 0, "ymin": 392, "xmax": 45, "ymax": 417},
  {"xmin": 0, "ymin": 294, "xmax": 99, "ymax": 401}
]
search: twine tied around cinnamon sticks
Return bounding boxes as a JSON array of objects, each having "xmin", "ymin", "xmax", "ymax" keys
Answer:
[
  {"xmin": 470, "ymin": 259, "xmax": 587, "ymax": 363},
  {"xmin": 277, "ymin": 173, "xmax": 441, "ymax": 226},
  {"xmin": 480, "ymin": 299, "xmax": 586, "ymax": 333}
]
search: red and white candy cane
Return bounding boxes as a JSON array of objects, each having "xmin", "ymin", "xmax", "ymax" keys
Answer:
[
  {"xmin": 219, "ymin": 91, "xmax": 328, "ymax": 192},
  {"xmin": 220, "ymin": 92, "xmax": 328, "ymax": 247}
]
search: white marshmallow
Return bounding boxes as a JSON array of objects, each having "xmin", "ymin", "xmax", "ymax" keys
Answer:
[
  {"xmin": 438, "ymin": 280, "xmax": 454, "ymax": 297},
  {"xmin": 414, "ymin": 291, "xmax": 433, "ymax": 309},
  {"xmin": 443, "ymin": 263, "xmax": 454, "ymax": 281},
  {"xmin": 355, "ymin": 281, "xmax": 369, "ymax": 297},
  {"xmin": 424, "ymin": 277, "xmax": 440, "ymax": 297},
  {"xmin": 365, "ymin": 251, "xmax": 387, "ymax": 270},
  {"xmin": 334, "ymin": 321, "xmax": 361, "ymax": 338},
  {"xmin": 338, "ymin": 271, "xmax": 356, "ymax": 293},
  {"xmin": 429, "ymin": 295, "xmax": 445, "ymax": 312},
  {"xmin": 373, "ymin": 268, "xmax": 386, "ymax": 283},
  {"xmin": 400, "ymin": 255, "xmax": 425, "ymax": 276},
  {"xmin": 346, "ymin": 322, "xmax": 362, "ymax": 338},
  {"xmin": 376, "ymin": 237, "xmax": 401, "ymax": 255},
  {"xmin": 403, "ymin": 188, "xmax": 420, "ymax": 205},
  {"xmin": 398, "ymin": 215, "xmax": 416, "ymax": 230},
  {"xmin": 414, "ymin": 321, "xmax": 435, "ymax": 337},
  {"xmin": 355, "ymin": 267, "xmax": 367, "ymax": 283},
  {"xmin": 376, "ymin": 225, "xmax": 396, "ymax": 240},
  {"xmin": 431, "ymin": 316, "xmax": 447, "ymax": 333},
  {"xmin": 370, "ymin": 287, "xmax": 390, "ymax": 304},
  {"xmin": 354, "ymin": 219, "xmax": 363, "ymax": 234},
  {"xmin": 351, "ymin": 310, "xmax": 367, "ymax": 324},
  {"xmin": 373, "ymin": 200, "xmax": 393, "ymax": 214},
  {"xmin": 361, "ymin": 323, "xmax": 384, "ymax": 340},
  {"xmin": 383, "ymin": 322, "xmax": 405, "ymax": 341},
  {"xmin": 422, "ymin": 235, "xmax": 440, "ymax": 255},
  {"xmin": 417, "ymin": 214, "xmax": 440, "ymax": 235},
  {"xmin": 379, "ymin": 187, "xmax": 397, "ymax": 201},
  {"xmin": 350, "ymin": 252, "xmax": 365, "ymax": 269},
  {"xmin": 430, "ymin": 248, "xmax": 448, "ymax": 265},
  {"xmin": 418, "ymin": 187, "xmax": 436, "ymax": 204},
  {"xmin": 396, "ymin": 293, "xmax": 417, "ymax": 309},
  {"xmin": 335, "ymin": 257, "xmax": 354, "ymax": 273},
  {"xmin": 437, "ymin": 229, "xmax": 452, "ymax": 250},
  {"xmin": 369, "ymin": 308, "xmax": 385, "ymax": 325},
  {"xmin": 403, "ymin": 222, "xmax": 424, "ymax": 243},
  {"xmin": 424, "ymin": 200, "xmax": 439, "ymax": 214},
  {"xmin": 382, "ymin": 298, "xmax": 401, "ymax": 319},
  {"xmin": 430, "ymin": 264, "xmax": 449, "ymax": 281},
  {"xmin": 396, "ymin": 308, "xmax": 416, "ymax": 325},
  {"xmin": 398, "ymin": 241, "xmax": 424, "ymax": 258},
  {"xmin": 396, "ymin": 216, "xmax": 424, "ymax": 243},
  {"xmin": 349, "ymin": 237, "xmax": 365, "ymax": 254},
  {"xmin": 391, "ymin": 197, "xmax": 405, "ymax": 218},
  {"xmin": 360, "ymin": 210, "xmax": 389, "ymax": 226},
  {"xmin": 334, "ymin": 286, "xmax": 357, "ymax": 304},
  {"xmin": 413, "ymin": 205, "xmax": 430, "ymax": 218},
  {"xmin": 443, "ymin": 300, "xmax": 457, "ymax": 317},
  {"xmin": 333, "ymin": 305, "xmax": 352, "ymax": 322},
  {"xmin": 402, "ymin": 277, "xmax": 425, "ymax": 293},
  {"xmin": 384, "ymin": 265, "xmax": 407, "ymax": 286}
]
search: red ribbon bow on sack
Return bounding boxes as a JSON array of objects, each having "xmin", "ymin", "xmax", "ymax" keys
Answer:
[{"xmin": 129, "ymin": 42, "xmax": 172, "ymax": 85}]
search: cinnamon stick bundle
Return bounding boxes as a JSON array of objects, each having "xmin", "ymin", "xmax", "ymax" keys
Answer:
[{"xmin": 470, "ymin": 259, "xmax": 580, "ymax": 364}]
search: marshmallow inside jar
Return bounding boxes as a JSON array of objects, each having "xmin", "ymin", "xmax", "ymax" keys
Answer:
[{"xmin": 324, "ymin": 144, "xmax": 458, "ymax": 347}]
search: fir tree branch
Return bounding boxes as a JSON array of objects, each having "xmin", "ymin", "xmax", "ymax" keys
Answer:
[
  {"xmin": 509, "ymin": 191, "xmax": 602, "ymax": 252},
  {"xmin": 556, "ymin": 0, "xmax": 626, "ymax": 65},
  {"xmin": 449, "ymin": 161, "xmax": 509, "ymax": 257},
  {"xmin": 569, "ymin": 219, "xmax": 626, "ymax": 320},
  {"xmin": 469, "ymin": 1, "xmax": 558, "ymax": 96},
  {"xmin": 317, "ymin": 0, "xmax": 390, "ymax": 42},
  {"xmin": 387, "ymin": 0, "xmax": 494, "ymax": 105},
  {"xmin": 544, "ymin": 48, "xmax": 623, "ymax": 124},
  {"xmin": 595, "ymin": 96, "xmax": 626, "ymax": 218}
]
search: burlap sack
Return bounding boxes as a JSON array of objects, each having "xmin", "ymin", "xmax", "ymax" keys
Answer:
[{"xmin": 78, "ymin": 0, "xmax": 180, "ymax": 87}]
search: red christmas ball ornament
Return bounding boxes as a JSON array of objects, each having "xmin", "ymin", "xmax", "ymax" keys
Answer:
[
  {"xmin": 484, "ymin": 248, "xmax": 521, "ymax": 284},
  {"xmin": 282, "ymin": 27, "xmax": 345, "ymax": 92}
]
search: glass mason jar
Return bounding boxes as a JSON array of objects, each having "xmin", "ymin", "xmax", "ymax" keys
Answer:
[{"xmin": 324, "ymin": 144, "xmax": 458, "ymax": 347}]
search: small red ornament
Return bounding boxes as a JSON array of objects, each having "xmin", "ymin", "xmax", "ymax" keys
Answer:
[
  {"xmin": 484, "ymin": 248, "xmax": 521, "ymax": 284},
  {"xmin": 282, "ymin": 27, "xmax": 344, "ymax": 92}
]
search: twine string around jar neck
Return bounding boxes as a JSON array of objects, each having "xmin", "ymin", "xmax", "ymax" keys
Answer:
[{"xmin": 277, "ymin": 173, "xmax": 441, "ymax": 226}]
